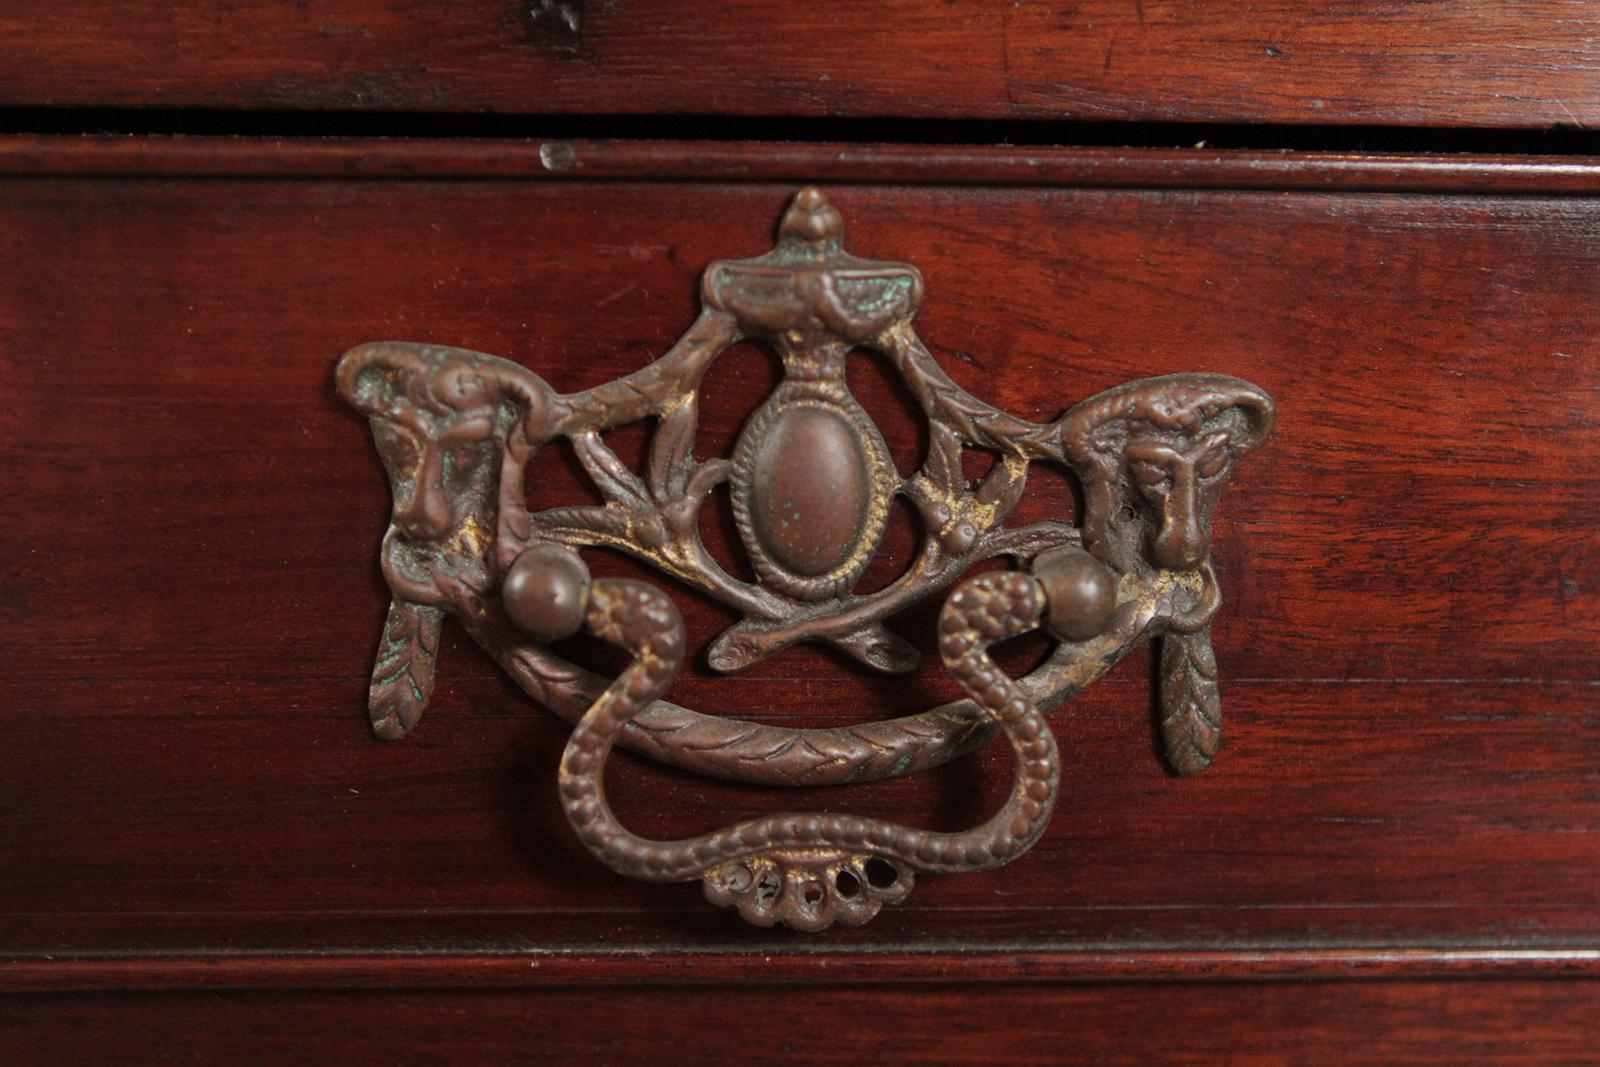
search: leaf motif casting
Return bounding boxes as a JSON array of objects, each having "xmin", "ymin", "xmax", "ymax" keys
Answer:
[{"xmin": 335, "ymin": 188, "xmax": 1276, "ymax": 926}]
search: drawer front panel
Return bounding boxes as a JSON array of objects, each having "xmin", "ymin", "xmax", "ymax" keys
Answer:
[
  {"xmin": 3, "ymin": 2, "xmax": 1600, "ymax": 129},
  {"xmin": 5, "ymin": 980, "xmax": 1600, "ymax": 1065},
  {"xmin": 2, "ymin": 149, "xmax": 1597, "ymax": 955}
]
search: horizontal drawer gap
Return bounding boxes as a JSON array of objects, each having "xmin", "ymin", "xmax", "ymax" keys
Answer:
[{"xmin": 4, "ymin": 110, "xmax": 1600, "ymax": 158}]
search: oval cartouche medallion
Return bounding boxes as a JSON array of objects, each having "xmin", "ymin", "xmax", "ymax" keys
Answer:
[
  {"xmin": 750, "ymin": 405, "xmax": 870, "ymax": 576},
  {"xmin": 730, "ymin": 391, "xmax": 895, "ymax": 601}
]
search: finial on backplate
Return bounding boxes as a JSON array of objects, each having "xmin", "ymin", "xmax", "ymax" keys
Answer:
[
  {"xmin": 705, "ymin": 187, "xmax": 923, "ymax": 339},
  {"xmin": 779, "ymin": 186, "xmax": 844, "ymax": 247}
]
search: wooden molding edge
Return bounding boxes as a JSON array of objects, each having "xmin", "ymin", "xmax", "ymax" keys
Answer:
[
  {"xmin": 3, "ymin": 947, "xmax": 1598, "ymax": 994},
  {"xmin": 4, "ymin": 135, "xmax": 1600, "ymax": 194}
]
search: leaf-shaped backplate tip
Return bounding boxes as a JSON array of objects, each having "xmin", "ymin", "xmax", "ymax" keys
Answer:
[
  {"xmin": 1159, "ymin": 627, "xmax": 1221, "ymax": 775},
  {"xmin": 368, "ymin": 600, "xmax": 443, "ymax": 740}
]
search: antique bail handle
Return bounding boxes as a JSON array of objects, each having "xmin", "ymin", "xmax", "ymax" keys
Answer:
[{"xmin": 337, "ymin": 188, "xmax": 1274, "ymax": 930}]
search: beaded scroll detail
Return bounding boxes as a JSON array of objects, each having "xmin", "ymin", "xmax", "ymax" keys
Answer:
[{"xmin": 337, "ymin": 188, "xmax": 1275, "ymax": 928}]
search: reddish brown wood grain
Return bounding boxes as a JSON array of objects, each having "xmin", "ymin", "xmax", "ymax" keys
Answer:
[
  {"xmin": 8, "ymin": 948, "xmax": 1600, "ymax": 994},
  {"xmin": 3, "ymin": 673, "xmax": 1598, "ymax": 953},
  {"xmin": 4, "ymin": 980, "xmax": 1599, "ymax": 1065},
  {"xmin": 5, "ymin": 2, "xmax": 1600, "ymax": 128},
  {"xmin": 12, "ymin": 137, "xmax": 1600, "ymax": 196},
  {"xmin": 1, "ymin": 144, "xmax": 1597, "ymax": 1012}
]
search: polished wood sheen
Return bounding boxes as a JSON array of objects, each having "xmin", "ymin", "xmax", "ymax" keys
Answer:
[
  {"xmin": 5, "ymin": 2, "xmax": 1600, "ymax": 128},
  {"xmin": 13, "ymin": 137, "xmax": 1600, "ymax": 195},
  {"xmin": 2, "ymin": 138, "xmax": 1597, "ymax": 1058},
  {"xmin": 4, "ymin": 980, "xmax": 1600, "ymax": 1065}
]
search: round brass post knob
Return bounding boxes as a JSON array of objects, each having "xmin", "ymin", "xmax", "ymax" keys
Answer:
[
  {"xmin": 502, "ymin": 544, "xmax": 591, "ymax": 641},
  {"xmin": 1033, "ymin": 546, "xmax": 1118, "ymax": 642}
]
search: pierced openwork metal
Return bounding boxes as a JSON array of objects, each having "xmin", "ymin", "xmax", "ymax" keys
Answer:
[{"xmin": 336, "ymin": 188, "xmax": 1275, "ymax": 930}]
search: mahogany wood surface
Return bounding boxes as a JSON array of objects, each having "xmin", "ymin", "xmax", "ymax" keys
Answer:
[
  {"xmin": 2, "ymin": 140, "xmax": 1598, "ymax": 1057},
  {"xmin": 6, "ymin": 2, "xmax": 1600, "ymax": 129},
  {"xmin": 15, "ymin": 136, "xmax": 1600, "ymax": 196},
  {"xmin": 6, "ymin": 947, "xmax": 1600, "ymax": 994},
  {"xmin": 5, "ymin": 979, "xmax": 1600, "ymax": 1065}
]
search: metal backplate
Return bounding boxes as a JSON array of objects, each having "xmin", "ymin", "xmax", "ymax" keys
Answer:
[{"xmin": 336, "ymin": 188, "xmax": 1275, "ymax": 928}]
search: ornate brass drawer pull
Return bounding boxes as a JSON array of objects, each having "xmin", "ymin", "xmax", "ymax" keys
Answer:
[{"xmin": 337, "ymin": 188, "xmax": 1274, "ymax": 929}]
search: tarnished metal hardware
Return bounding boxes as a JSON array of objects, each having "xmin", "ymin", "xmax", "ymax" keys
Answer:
[{"xmin": 337, "ymin": 188, "xmax": 1274, "ymax": 928}]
